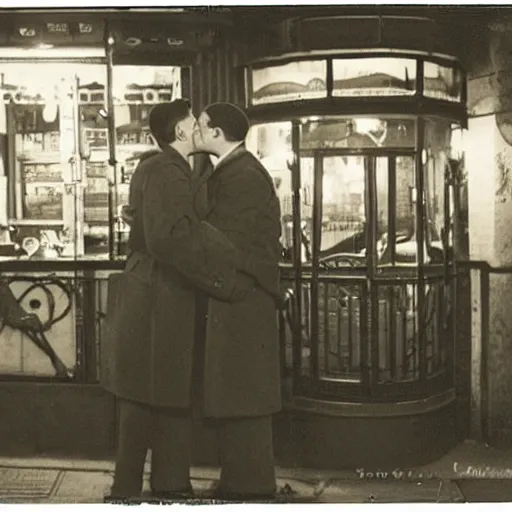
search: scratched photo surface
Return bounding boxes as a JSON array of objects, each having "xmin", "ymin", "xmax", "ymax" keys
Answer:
[{"xmin": 0, "ymin": 4, "xmax": 511, "ymax": 505}]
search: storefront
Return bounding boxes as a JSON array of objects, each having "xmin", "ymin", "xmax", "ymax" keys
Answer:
[
  {"xmin": 0, "ymin": 10, "xmax": 236, "ymax": 458},
  {"xmin": 239, "ymin": 14, "xmax": 471, "ymax": 469},
  {"xmin": 0, "ymin": 9, "xmax": 477, "ymax": 467}
]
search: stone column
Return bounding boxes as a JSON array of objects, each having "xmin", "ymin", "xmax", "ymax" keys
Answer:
[{"xmin": 467, "ymin": 18, "xmax": 512, "ymax": 446}]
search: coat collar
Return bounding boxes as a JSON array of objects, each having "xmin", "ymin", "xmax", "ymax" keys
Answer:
[
  {"xmin": 215, "ymin": 143, "xmax": 247, "ymax": 173},
  {"xmin": 161, "ymin": 145, "xmax": 192, "ymax": 177},
  {"xmin": 195, "ymin": 144, "xmax": 248, "ymax": 191}
]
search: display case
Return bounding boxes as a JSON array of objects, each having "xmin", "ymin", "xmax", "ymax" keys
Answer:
[
  {"xmin": 0, "ymin": 55, "xmax": 182, "ymax": 260},
  {"xmin": 111, "ymin": 65, "xmax": 181, "ymax": 256},
  {"xmin": 2, "ymin": 60, "xmax": 108, "ymax": 259}
]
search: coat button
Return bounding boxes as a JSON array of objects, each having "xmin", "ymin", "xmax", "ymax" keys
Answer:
[{"xmin": 214, "ymin": 280, "xmax": 222, "ymax": 288}]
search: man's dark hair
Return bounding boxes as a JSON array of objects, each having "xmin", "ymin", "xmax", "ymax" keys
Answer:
[
  {"xmin": 204, "ymin": 102, "xmax": 250, "ymax": 142},
  {"xmin": 149, "ymin": 99, "xmax": 191, "ymax": 149}
]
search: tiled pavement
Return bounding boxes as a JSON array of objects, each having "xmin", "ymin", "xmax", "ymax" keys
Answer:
[
  {"xmin": 0, "ymin": 467, "xmax": 465, "ymax": 504},
  {"xmin": 1, "ymin": 440, "xmax": 512, "ymax": 503}
]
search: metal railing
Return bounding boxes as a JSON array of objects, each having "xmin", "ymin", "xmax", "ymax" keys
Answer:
[
  {"xmin": 0, "ymin": 270, "xmax": 117, "ymax": 383},
  {"xmin": 279, "ymin": 265, "xmax": 456, "ymax": 402},
  {"xmin": 0, "ymin": 264, "xmax": 458, "ymax": 406}
]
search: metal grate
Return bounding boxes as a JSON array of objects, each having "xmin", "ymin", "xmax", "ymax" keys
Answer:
[{"xmin": 0, "ymin": 468, "xmax": 60, "ymax": 500}]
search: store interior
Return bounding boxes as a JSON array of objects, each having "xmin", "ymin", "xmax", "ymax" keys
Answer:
[{"xmin": 0, "ymin": 53, "xmax": 181, "ymax": 261}]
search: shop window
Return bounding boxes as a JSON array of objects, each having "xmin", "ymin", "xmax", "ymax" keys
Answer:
[
  {"xmin": 332, "ymin": 57, "xmax": 417, "ymax": 97},
  {"xmin": 377, "ymin": 156, "xmax": 417, "ymax": 266},
  {"xmin": 0, "ymin": 62, "xmax": 181, "ymax": 260},
  {"xmin": 250, "ymin": 60, "xmax": 327, "ymax": 106},
  {"xmin": 113, "ymin": 65, "xmax": 181, "ymax": 256},
  {"xmin": 246, "ymin": 121, "xmax": 295, "ymax": 260},
  {"xmin": 318, "ymin": 156, "xmax": 366, "ymax": 259},
  {"xmin": 423, "ymin": 118, "xmax": 460, "ymax": 260},
  {"xmin": 423, "ymin": 61, "xmax": 462, "ymax": 102},
  {"xmin": 1, "ymin": 62, "xmax": 109, "ymax": 260},
  {"xmin": 90, "ymin": 92, "xmax": 104, "ymax": 102},
  {"xmin": 300, "ymin": 116, "xmax": 416, "ymax": 150}
]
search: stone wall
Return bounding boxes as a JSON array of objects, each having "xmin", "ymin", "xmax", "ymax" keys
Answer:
[{"xmin": 467, "ymin": 19, "xmax": 512, "ymax": 447}]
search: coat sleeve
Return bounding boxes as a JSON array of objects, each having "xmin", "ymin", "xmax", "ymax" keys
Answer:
[
  {"xmin": 206, "ymin": 164, "xmax": 282, "ymax": 297},
  {"xmin": 142, "ymin": 163, "xmax": 248, "ymax": 301}
]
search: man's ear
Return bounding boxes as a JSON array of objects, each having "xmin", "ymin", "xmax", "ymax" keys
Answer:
[
  {"xmin": 175, "ymin": 122, "xmax": 186, "ymax": 142},
  {"xmin": 212, "ymin": 127, "xmax": 223, "ymax": 140}
]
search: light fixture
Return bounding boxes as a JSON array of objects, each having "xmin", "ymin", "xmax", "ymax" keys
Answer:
[
  {"xmin": 98, "ymin": 107, "xmax": 108, "ymax": 119},
  {"xmin": 42, "ymin": 84, "xmax": 58, "ymax": 124},
  {"xmin": 450, "ymin": 126, "xmax": 464, "ymax": 160},
  {"xmin": 107, "ymin": 36, "xmax": 115, "ymax": 46},
  {"xmin": 42, "ymin": 102, "xmax": 58, "ymax": 123},
  {"xmin": 354, "ymin": 118, "xmax": 382, "ymax": 134}
]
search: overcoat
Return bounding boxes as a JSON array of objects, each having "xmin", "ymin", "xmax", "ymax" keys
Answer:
[
  {"xmin": 194, "ymin": 145, "xmax": 283, "ymax": 418},
  {"xmin": 101, "ymin": 147, "xmax": 252, "ymax": 408}
]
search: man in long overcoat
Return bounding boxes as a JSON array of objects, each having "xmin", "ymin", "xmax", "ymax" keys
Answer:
[
  {"xmin": 102, "ymin": 100, "xmax": 257, "ymax": 500},
  {"xmin": 192, "ymin": 103, "xmax": 282, "ymax": 500}
]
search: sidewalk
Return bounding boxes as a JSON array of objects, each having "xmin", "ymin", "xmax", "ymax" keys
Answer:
[{"xmin": 0, "ymin": 440, "xmax": 511, "ymax": 503}]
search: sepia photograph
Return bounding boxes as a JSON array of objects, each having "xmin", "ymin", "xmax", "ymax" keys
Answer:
[{"xmin": 0, "ymin": 1, "xmax": 510, "ymax": 505}]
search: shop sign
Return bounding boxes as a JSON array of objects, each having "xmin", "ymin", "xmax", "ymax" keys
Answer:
[
  {"xmin": 43, "ymin": 22, "xmax": 73, "ymax": 44},
  {"xmin": 11, "ymin": 23, "xmax": 42, "ymax": 44},
  {"xmin": 8, "ymin": 20, "xmax": 104, "ymax": 46},
  {"xmin": 112, "ymin": 21, "xmax": 199, "ymax": 53},
  {"xmin": 72, "ymin": 21, "xmax": 104, "ymax": 44}
]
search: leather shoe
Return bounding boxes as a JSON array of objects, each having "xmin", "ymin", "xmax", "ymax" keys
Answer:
[
  {"xmin": 103, "ymin": 495, "xmax": 140, "ymax": 504},
  {"xmin": 211, "ymin": 488, "xmax": 319, "ymax": 503},
  {"xmin": 211, "ymin": 489, "xmax": 276, "ymax": 503},
  {"xmin": 149, "ymin": 487, "xmax": 195, "ymax": 502}
]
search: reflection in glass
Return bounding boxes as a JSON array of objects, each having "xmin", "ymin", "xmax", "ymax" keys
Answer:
[
  {"xmin": 300, "ymin": 157, "xmax": 314, "ymax": 262},
  {"xmin": 23, "ymin": 184, "xmax": 63, "ymax": 220},
  {"xmin": 79, "ymin": 76, "xmax": 110, "ymax": 257},
  {"xmin": 251, "ymin": 61, "xmax": 327, "ymax": 105},
  {"xmin": 424, "ymin": 61, "xmax": 462, "ymax": 102},
  {"xmin": 332, "ymin": 58, "xmax": 416, "ymax": 97},
  {"xmin": 113, "ymin": 66, "xmax": 180, "ymax": 178},
  {"xmin": 113, "ymin": 66, "xmax": 181, "ymax": 255},
  {"xmin": 317, "ymin": 156, "xmax": 366, "ymax": 267},
  {"xmin": 1, "ymin": 62, "xmax": 109, "ymax": 260},
  {"xmin": 246, "ymin": 122, "xmax": 293, "ymax": 258},
  {"xmin": 394, "ymin": 156, "xmax": 416, "ymax": 264},
  {"xmin": 300, "ymin": 117, "xmax": 416, "ymax": 150},
  {"xmin": 375, "ymin": 157, "xmax": 389, "ymax": 258},
  {"xmin": 372, "ymin": 156, "xmax": 417, "ymax": 266},
  {"xmin": 424, "ymin": 119, "xmax": 451, "ymax": 259}
]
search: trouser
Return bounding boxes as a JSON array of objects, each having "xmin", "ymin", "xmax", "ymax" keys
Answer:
[
  {"xmin": 111, "ymin": 291, "xmax": 276, "ymax": 497},
  {"xmin": 111, "ymin": 399, "xmax": 192, "ymax": 496},
  {"xmin": 111, "ymin": 399, "xmax": 276, "ymax": 497}
]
